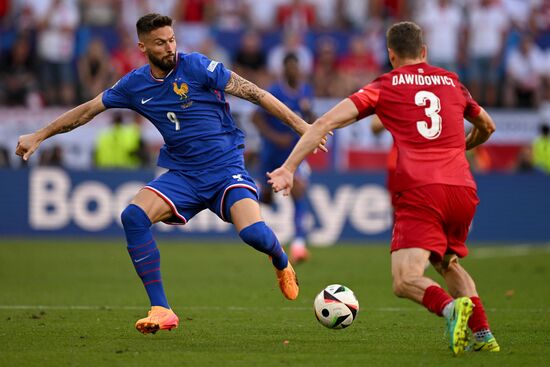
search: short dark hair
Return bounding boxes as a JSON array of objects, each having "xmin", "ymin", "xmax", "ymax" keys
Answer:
[
  {"xmin": 136, "ymin": 13, "xmax": 173, "ymax": 37},
  {"xmin": 386, "ymin": 21, "xmax": 424, "ymax": 59}
]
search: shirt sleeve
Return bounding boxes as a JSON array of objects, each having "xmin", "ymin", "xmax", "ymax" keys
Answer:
[
  {"xmin": 460, "ymin": 82, "xmax": 481, "ymax": 118},
  {"xmin": 348, "ymin": 82, "xmax": 381, "ymax": 120},
  {"xmin": 190, "ymin": 52, "xmax": 231, "ymax": 91},
  {"xmin": 102, "ymin": 73, "xmax": 132, "ymax": 109}
]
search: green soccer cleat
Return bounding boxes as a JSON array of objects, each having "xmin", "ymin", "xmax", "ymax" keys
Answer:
[
  {"xmin": 467, "ymin": 335, "xmax": 501, "ymax": 352},
  {"xmin": 445, "ymin": 297, "xmax": 474, "ymax": 355}
]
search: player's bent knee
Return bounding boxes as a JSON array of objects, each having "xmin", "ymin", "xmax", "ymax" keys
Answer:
[
  {"xmin": 239, "ymin": 221, "xmax": 276, "ymax": 253},
  {"xmin": 392, "ymin": 276, "xmax": 419, "ymax": 298},
  {"xmin": 392, "ymin": 279, "xmax": 407, "ymax": 298},
  {"xmin": 121, "ymin": 204, "xmax": 152, "ymax": 230}
]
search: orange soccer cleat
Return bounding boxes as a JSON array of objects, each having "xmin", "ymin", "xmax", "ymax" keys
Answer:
[
  {"xmin": 275, "ymin": 262, "xmax": 300, "ymax": 300},
  {"xmin": 135, "ymin": 306, "xmax": 179, "ymax": 334}
]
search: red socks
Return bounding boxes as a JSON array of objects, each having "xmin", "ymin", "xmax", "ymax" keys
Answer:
[
  {"xmin": 422, "ymin": 288, "xmax": 491, "ymax": 332},
  {"xmin": 468, "ymin": 296, "xmax": 490, "ymax": 332},
  {"xmin": 422, "ymin": 285, "xmax": 453, "ymax": 316}
]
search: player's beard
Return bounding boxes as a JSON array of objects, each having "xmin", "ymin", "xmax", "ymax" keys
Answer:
[{"xmin": 148, "ymin": 52, "xmax": 176, "ymax": 72}]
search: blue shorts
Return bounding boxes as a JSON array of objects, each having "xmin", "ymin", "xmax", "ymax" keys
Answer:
[{"xmin": 144, "ymin": 166, "xmax": 259, "ymax": 224}]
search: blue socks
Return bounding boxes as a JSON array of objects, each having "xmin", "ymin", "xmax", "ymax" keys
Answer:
[
  {"xmin": 239, "ymin": 221, "xmax": 288, "ymax": 270},
  {"xmin": 293, "ymin": 195, "xmax": 308, "ymax": 240},
  {"xmin": 121, "ymin": 204, "xmax": 169, "ymax": 308}
]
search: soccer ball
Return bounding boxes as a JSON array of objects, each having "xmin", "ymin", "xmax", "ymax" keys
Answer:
[{"xmin": 314, "ymin": 284, "xmax": 359, "ymax": 329}]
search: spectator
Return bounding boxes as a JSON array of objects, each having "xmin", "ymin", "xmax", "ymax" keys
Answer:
[
  {"xmin": 532, "ymin": 123, "xmax": 550, "ymax": 173},
  {"xmin": 275, "ymin": 0, "xmax": 317, "ymax": 33},
  {"xmin": 312, "ymin": 37, "xmax": 350, "ymax": 97},
  {"xmin": 416, "ymin": 0, "xmax": 464, "ymax": 73},
  {"xmin": 267, "ymin": 30, "xmax": 313, "ymax": 78},
  {"xmin": 173, "ymin": 0, "xmax": 215, "ymax": 50},
  {"xmin": 118, "ymin": 0, "xmax": 177, "ymax": 36},
  {"xmin": 77, "ymin": 38, "xmax": 114, "ymax": 102},
  {"xmin": 95, "ymin": 113, "xmax": 145, "ymax": 169},
  {"xmin": 0, "ymin": 33, "xmax": 38, "ymax": 106},
  {"xmin": 528, "ymin": 0, "xmax": 550, "ymax": 38},
  {"xmin": 466, "ymin": 0, "xmax": 509, "ymax": 107},
  {"xmin": 503, "ymin": 0, "xmax": 536, "ymax": 31},
  {"xmin": 80, "ymin": 0, "xmax": 117, "ymax": 27},
  {"xmin": 232, "ymin": 30, "xmax": 269, "ymax": 88},
  {"xmin": 174, "ymin": 0, "xmax": 214, "ymax": 22},
  {"xmin": 342, "ymin": 0, "xmax": 372, "ymax": 30},
  {"xmin": 111, "ymin": 29, "xmax": 147, "ymax": 78},
  {"xmin": 0, "ymin": 0, "xmax": 9, "ymax": 23},
  {"xmin": 35, "ymin": 0, "xmax": 80, "ymax": 106},
  {"xmin": 516, "ymin": 145, "xmax": 534, "ymax": 171},
  {"xmin": 505, "ymin": 34, "xmax": 546, "ymax": 108},
  {"xmin": 338, "ymin": 34, "xmax": 381, "ymax": 92},
  {"xmin": 370, "ymin": 0, "xmax": 412, "ymax": 20},
  {"xmin": 309, "ymin": 0, "xmax": 338, "ymax": 30},
  {"xmin": 213, "ymin": 0, "xmax": 250, "ymax": 31},
  {"xmin": 362, "ymin": 16, "xmax": 388, "ymax": 69},
  {"xmin": 39, "ymin": 144, "xmax": 63, "ymax": 166}
]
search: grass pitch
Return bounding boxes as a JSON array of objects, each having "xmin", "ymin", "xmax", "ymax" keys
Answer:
[{"xmin": 1, "ymin": 240, "xmax": 549, "ymax": 367}]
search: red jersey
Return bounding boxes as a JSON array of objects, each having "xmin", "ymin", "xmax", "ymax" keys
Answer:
[{"xmin": 349, "ymin": 62, "xmax": 481, "ymax": 193}]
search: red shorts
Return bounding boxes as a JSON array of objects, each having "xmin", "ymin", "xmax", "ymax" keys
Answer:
[{"xmin": 390, "ymin": 184, "xmax": 479, "ymax": 260}]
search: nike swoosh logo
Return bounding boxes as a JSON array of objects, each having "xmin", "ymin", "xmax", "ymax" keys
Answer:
[
  {"xmin": 141, "ymin": 97, "xmax": 153, "ymax": 104},
  {"xmin": 134, "ymin": 255, "xmax": 151, "ymax": 263}
]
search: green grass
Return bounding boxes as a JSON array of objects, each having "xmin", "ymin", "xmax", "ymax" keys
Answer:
[{"xmin": 1, "ymin": 240, "xmax": 549, "ymax": 366}]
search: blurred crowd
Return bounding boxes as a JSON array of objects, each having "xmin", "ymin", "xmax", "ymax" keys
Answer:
[
  {"xmin": 0, "ymin": 0, "xmax": 549, "ymax": 173},
  {"xmin": 1, "ymin": 0, "xmax": 550, "ymax": 108}
]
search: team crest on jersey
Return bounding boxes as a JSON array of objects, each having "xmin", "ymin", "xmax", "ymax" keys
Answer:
[{"xmin": 173, "ymin": 81, "xmax": 189, "ymax": 100}]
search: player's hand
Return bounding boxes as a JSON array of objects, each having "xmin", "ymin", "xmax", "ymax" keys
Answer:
[
  {"xmin": 267, "ymin": 166, "xmax": 294, "ymax": 196},
  {"xmin": 15, "ymin": 133, "xmax": 42, "ymax": 161},
  {"xmin": 314, "ymin": 131, "xmax": 333, "ymax": 153}
]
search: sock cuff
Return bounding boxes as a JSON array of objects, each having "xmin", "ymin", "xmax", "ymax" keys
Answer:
[
  {"xmin": 239, "ymin": 221, "xmax": 266, "ymax": 237},
  {"xmin": 121, "ymin": 204, "xmax": 152, "ymax": 227},
  {"xmin": 422, "ymin": 285, "xmax": 453, "ymax": 316}
]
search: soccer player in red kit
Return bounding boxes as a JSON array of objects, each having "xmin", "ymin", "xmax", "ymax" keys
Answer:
[{"xmin": 268, "ymin": 21, "xmax": 500, "ymax": 355}]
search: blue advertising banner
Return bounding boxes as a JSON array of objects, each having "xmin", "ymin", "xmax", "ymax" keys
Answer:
[{"xmin": 0, "ymin": 168, "xmax": 548, "ymax": 243}]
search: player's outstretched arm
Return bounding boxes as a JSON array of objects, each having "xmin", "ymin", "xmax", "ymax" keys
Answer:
[
  {"xmin": 16, "ymin": 93, "xmax": 107, "ymax": 161},
  {"xmin": 224, "ymin": 71, "xmax": 329, "ymax": 152},
  {"xmin": 268, "ymin": 98, "xmax": 359, "ymax": 195},
  {"xmin": 465, "ymin": 108, "xmax": 496, "ymax": 150}
]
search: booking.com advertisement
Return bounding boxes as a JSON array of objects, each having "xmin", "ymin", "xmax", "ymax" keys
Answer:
[{"xmin": 1, "ymin": 168, "xmax": 548, "ymax": 244}]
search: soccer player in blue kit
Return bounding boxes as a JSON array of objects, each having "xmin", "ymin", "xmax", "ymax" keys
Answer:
[
  {"xmin": 15, "ymin": 14, "xmax": 327, "ymax": 334},
  {"xmin": 252, "ymin": 53, "xmax": 314, "ymax": 264}
]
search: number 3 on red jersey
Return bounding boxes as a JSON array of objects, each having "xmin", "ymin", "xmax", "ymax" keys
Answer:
[{"xmin": 415, "ymin": 90, "xmax": 442, "ymax": 140}]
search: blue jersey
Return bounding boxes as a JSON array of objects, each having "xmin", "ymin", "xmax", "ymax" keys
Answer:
[
  {"xmin": 258, "ymin": 81, "xmax": 313, "ymax": 162},
  {"xmin": 102, "ymin": 52, "xmax": 245, "ymax": 171}
]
